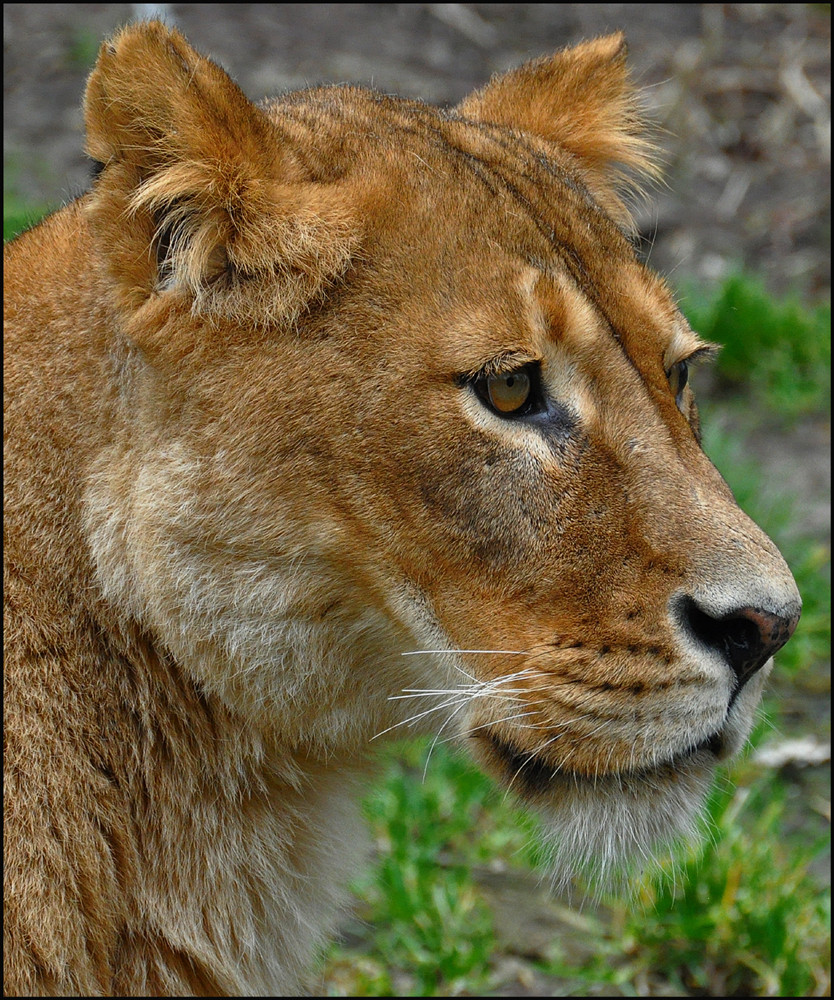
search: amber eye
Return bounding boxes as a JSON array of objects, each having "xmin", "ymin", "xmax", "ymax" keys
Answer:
[
  {"xmin": 666, "ymin": 360, "xmax": 689, "ymax": 406},
  {"xmin": 484, "ymin": 370, "xmax": 532, "ymax": 415},
  {"xmin": 467, "ymin": 361, "xmax": 543, "ymax": 419}
]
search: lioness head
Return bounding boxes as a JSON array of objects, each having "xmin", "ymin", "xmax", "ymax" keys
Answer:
[{"xmin": 76, "ymin": 23, "xmax": 801, "ymax": 883}]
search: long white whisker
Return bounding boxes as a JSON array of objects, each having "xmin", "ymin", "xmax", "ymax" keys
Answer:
[
  {"xmin": 434, "ymin": 709, "xmax": 542, "ymax": 746},
  {"xmin": 422, "ymin": 697, "xmax": 474, "ymax": 777},
  {"xmin": 480, "ymin": 668, "xmax": 540, "ymax": 687},
  {"xmin": 371, "ymin": 693, "xmax": 473, "ymax": 739},
  {"xmin": 388, "ymin": 687, "xmax": 479, "ymax": 699},
  {"xmin": 390, "ymin": 666, "xmax": 540, "ymax": 704},
  {"xmin": 400, "ymin": 649, "xmax": 530, "ymax": 655},
  {"xmin": 389, "ymin": 690, "xmax": 530, "ymax": 708}
]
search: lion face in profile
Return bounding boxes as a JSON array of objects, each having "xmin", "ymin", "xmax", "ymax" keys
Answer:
[{"xmin": 4, "ymin": 21, "xmax": 800, "ymax": 996}]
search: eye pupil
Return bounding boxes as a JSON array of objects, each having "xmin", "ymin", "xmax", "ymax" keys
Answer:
[{"xmin": 485, "ymin": 369, "xmax": 532, "ymax": 415}]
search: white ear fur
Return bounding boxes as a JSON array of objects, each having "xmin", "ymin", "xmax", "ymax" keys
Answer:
[{"xmin": 84, "ymin": 20, "xmax": 357, "ymax": 322}]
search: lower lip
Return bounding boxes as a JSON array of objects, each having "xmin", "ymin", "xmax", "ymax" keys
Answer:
[{"xmin": 480, "ymin": 728, "xmax": 723, "ymax": 797}]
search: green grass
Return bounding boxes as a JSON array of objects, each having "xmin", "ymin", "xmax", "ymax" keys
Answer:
[
  {"xmin": 65, "ymin": 27, "xmax": 101, "ymax": 71},
  {"xmin": 324, "ymin": 741, "xmax": 542, "ymax": 996},
  {"xmin": 4, "ymin": 164, "xmax": 55, "ymax": 243},
  {"xmin": 683, "ymin": 274, "xmax": 831, "ymax": 420},
  {"xmin": 325, "ymin": 740, "xmax": 829, "ymax": 997},
  {"xmin": 534, "ymin": 762, "xmax": 831, "ymax": 998},
  {"xmin": 626, "ymin": 776, "xmax": 830, "ymax": 997},
  {"xmin": 324, "ymin": 737, "xmax": 829, "ymax": 996},
  {"xmin": 3, "ymin": 191, "xmax": 53, "ymax": 243}
]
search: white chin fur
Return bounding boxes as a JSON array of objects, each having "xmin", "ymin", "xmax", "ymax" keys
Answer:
[{"xmin": 535, "ymin": 754, "xmax": 714, "ymax": 894}]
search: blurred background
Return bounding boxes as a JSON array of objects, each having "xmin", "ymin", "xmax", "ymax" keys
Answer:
[
  {"xmin": 4, "ymin": 3, "xmax": 830, "ymax": 298},
  {"xmin": 4, "ymin": 5, "xmax": 830, "ymax": 996}
]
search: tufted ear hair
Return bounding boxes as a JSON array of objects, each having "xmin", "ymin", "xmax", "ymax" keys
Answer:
[
  {"xmin": 456, "ymin": 33, "xmax": 661, "ymax": 228},
  {"xmin": 84, "ymin": 20, "xmax": 357, "ymax": 323}
]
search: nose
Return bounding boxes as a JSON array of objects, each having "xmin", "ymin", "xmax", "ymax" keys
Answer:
[{"xmin": 677, "ymin": 596, "xmax": 800, "ymax": 693}]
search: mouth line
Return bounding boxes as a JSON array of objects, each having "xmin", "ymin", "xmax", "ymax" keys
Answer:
[{"xmin": 480, "ymin": 728, "xmax": 723, "ymax": 798}]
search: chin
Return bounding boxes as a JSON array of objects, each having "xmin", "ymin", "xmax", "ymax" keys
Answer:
[
  {"xmin": 533, "ymin": 751, "xmax": 716, "ymax": 893},
  {"xmin": 468, "ymin": 686, "xmax": 766, "ymax": 894}
]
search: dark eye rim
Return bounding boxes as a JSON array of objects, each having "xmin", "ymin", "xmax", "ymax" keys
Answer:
[
  {"xmin": 665, "ymin": 358, "xmax": 689, "ymax": 404},
  {"xmin": 469, "ymin": 361, "xmax": 545, "ymax": 420},
  {"xmin": 665, "ymin": 344, "xmax": 718, "ymax": 402}
]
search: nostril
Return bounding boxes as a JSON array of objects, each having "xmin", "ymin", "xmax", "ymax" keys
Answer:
[{"xmin": 676, "ymin": 596, "xmax": 799, "ymax": 693}]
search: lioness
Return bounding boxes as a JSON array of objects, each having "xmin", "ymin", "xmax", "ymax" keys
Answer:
[{"xmin": 4, "ymin": 20, "xmax": 801, "ymax": 997}]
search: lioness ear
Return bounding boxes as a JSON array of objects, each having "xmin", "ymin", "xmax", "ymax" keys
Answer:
[
  {"xmin": 84, "ymin": 21, "xmax": 356, "ymax": 320},
  {"xmin": 456, "ymin": 33, "xmax": 660, "ymax": 227}
]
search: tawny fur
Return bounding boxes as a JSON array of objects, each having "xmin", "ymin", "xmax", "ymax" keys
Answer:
[{"xmin": 4, "ymin": 22, "xmax": 799, "ymax": 997}]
